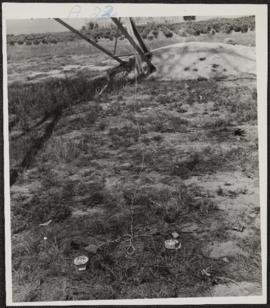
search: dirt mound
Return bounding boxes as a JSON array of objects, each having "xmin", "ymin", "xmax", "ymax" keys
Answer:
[{"xmin": 150, "ymin": 42, "xmax": 256, "ymax": 81}]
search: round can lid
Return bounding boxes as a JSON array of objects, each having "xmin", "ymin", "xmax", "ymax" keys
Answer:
[{"xmin": 74, "ymin": 255, "xmax": 89, "ymax": 266}]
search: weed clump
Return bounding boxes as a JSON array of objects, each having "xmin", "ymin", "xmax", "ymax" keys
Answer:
[
  {"xmin": 32, "ymin": 193, "xmax": 71, "ymax": 224},
  {"xmin": 12, "ymin": 184, "xmax": 72, "ymax": 227}
]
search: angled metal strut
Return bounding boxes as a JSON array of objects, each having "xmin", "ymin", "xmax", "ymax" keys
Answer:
[
  {"xmin": 111, "ymin": 18, "xmax": 148, "ymax": 62},
  {"xmin": 111, "ymin": 18, "xmax": 155, "ymax": 72},
  {"xmin": 54, "ymin": 18, "xmax": 124, "ymax": 64},
  {"xmin": 129, "ymin": 17, "xmax": 150, "ymax": 56}
]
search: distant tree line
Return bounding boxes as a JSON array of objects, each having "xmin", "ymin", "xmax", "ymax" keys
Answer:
[
  {"xmin": 7, "ymin": 16, "xmax": 255, "ymax": 46},
  {"xmin": 183, "ymin": 16, "xmax": 196, "ymax": 21}
]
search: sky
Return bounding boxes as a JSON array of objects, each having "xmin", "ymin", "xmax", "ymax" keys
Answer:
[
  {"xmin": 6, "ymin": 18, "xmax": 90, "ymax": 35},
  {"xmin": 6, "ymin": 16, "xmax": 225, "ymax": 35}
]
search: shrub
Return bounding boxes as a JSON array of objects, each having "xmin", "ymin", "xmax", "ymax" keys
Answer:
[
  {"xmin": 186, "ymin": 28, "xmax": 197, "ymax": 36},
  {"xmin": 224, "ymin": 24, "xmax": 233, "ymax": 34},
  {"xmin": 233, "ymin": 25, "xmax": 241, "ymax": 32},
  {"xmin": 213, "ymin": 24, "xmax": 221, "ymax": 32},
  {"xmin": 152, "ymin": 28, "xmax": 159, "ymax": 38},
  {"xmin": 200, "ymin": 25, "xmax": 209, "ymax": 34},
  {"xmin": 161, "ymin": 26, "xmax": 173, "ymax": 38},
  {"xmin": 142, "ymin": 27, "xmax": 151, "ymax": 39},
  {"xmin": 241, "ymin": 25, "xmax": 248, "ymax": 33},
  {"xmin": 142, "ymin": 32, "xmax": 147, "ymax": 39},
  {"xmin": 178, "ymin": 29, "xmax": 187, "ymax": 37},
  {"xmin": 249, "ymin": 23, "xmax": 255, "ymax": 31},
  {"xmin": 164, "ymin": 31, "xmax": 173, "ymax": 38},
  {"xmin": 183, "ymin": 16, "xmax": 196, "ymax": 21},
  {"xmin": 49, "ymin": 38, "xmax": 58, "ymax": 44}
]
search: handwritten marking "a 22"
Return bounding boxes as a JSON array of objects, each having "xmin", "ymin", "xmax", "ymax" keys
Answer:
[
  {"xmin": 94, "ymin": 6, "xmax": 117, "ymax": 17},
  {"xmin": 67, "ymin": 5, "xmax": 117, "ymax": 18}
]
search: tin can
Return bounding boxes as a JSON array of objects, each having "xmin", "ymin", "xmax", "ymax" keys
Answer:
[
  {"xmin": 164, "ymin": 239, "xmax": 181, "ymax": 250},
  {"xmin": 74, "ymin": 255, "xmax": 89, "ymax": 271}
]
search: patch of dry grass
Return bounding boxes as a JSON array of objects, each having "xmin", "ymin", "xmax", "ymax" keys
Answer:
[{"xmin": 10, "ymin": 58, "xmax": 259, "ymax": 301}]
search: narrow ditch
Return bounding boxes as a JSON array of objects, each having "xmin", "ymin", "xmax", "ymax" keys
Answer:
[
  {"xmin": 10, "ymin": 106, "xmax": 62, "ymax": 185},
  {"xmin": 9, "ymin": 60, "xmax": 138, "ymax": 186},
  {"xmin": 10, "ymin": 112, "xmax": 52, "ymax": 141}
]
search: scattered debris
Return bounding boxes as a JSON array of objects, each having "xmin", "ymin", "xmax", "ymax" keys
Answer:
[
  {"xmin": 249, "ymin": 212, "xmax": 257, "ymax": 218},
  {"xmin": 232, "ymin": 225, "xmax": 245, "ymax": 232},
  {"xmin": 164, "ymin": 239, "xmax": 181, "ymax": 250},
  {"xmin": 42, "ymin": 236, "xmax": 48, "ymax": 250},
  {"xmin": 85, "ymin": 244, "xmax": 99, "ymax": 254},
  {"xmin": 222, "ymin": 257, "xmax": 230, "ymax": 263},
  {"xmin": 199, "ymin": 57, "xmax": 206, "ymax": 61},
  {"xmin": 234, "ymin": 128, "xmax": 246, "ymax": 137},
  {"xmin": 201, "ymin": 267, "xmax": 211, "ymax": 277},
  {"xmin": 74, "ymin": 255, "xmax": 89, "ymax": 271},
  {"xmin": 172, "ymin": 231, "xmax": 179, "ymax": 239},
  {"xmin": 39, "ymin": 219, "xmax": 52, "ymax": 226}
]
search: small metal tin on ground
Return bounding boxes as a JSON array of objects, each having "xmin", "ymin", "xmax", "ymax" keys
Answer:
[
  {"xmin": 74, "ymin": 255, "xmax": 89, "ymax": 271},
  {"xmin": 165, "ymin": 239, "xmax": 181, "ymax": 250}
]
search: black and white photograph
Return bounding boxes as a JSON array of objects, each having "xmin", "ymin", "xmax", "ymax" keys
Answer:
[{"xmin": 2, "ymin": 3, "xmax": 267, "ymax": 306}]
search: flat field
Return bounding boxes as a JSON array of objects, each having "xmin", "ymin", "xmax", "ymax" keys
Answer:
[{"xmin": 7, "ymin": 21, "xmax": 261, "ymax": 301}]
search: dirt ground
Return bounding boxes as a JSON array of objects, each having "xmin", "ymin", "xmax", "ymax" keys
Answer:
[
  {"xmin": 10, "ymin": 78, "xmax": 261, "ymax": 301},
  {"xmin": 7, "ymin": 29, "xmax": 261, "ymax": 302}
]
